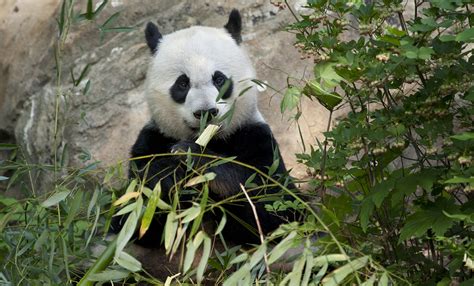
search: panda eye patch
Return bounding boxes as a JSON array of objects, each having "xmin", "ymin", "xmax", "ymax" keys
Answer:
[
  {"xmin": 213, "ymin": 71, "xmax": 227, "ymax": 87},
  {"xmin": 170, "ymin": 74, "xmax": 190, "ymax": 104},
  {"xmin": 176, "ymin": 75, "xmax": 190, "ymax": 90},
  {"xmin": 213, "ymin": 71, "xmax": 234, "ymax": 100}
]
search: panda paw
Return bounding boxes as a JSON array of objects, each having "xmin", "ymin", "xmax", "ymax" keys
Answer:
[{"xmin": 171, "ymin": 141, "xmax": 203, "ymax": 154}]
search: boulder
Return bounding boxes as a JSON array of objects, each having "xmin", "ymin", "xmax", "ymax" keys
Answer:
[{"xmin": 0, "ymin": 0, "xmax": 330, "ymax": 189}]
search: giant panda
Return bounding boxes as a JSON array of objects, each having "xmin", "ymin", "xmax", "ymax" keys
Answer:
[{"xmin": 120, "ymin": 9, "xmax": 297, "ymax": 248}]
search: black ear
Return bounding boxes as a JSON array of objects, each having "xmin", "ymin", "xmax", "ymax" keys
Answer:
[
  {"xmin": 224, "ymin": 9, "xmax": 242, "ymax": 44},
  {"xmin": 145, "ymin": 22, "xmax": 162, "ymax": 54}
]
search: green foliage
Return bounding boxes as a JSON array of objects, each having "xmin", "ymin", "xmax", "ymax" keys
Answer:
[
  {"xmin": 287, "ymin": 0, "xmax": 473, "ymax": 284},
  {"xmin": 2, "ymin": 0, "xmax": 473, "ymax": 285}
]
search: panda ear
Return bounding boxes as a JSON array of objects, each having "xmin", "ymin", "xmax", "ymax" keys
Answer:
[
  {"xmin": 224, "ymin": 9, "xmax": 242, "ymax": 44},
  {"xmin": 145, "ymin": 22, "xmax": 162, "ymax": 54}
]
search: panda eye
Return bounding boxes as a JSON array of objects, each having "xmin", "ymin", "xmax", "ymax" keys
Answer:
[
  {"xmin": 175, "ymin": 75, "xmax": 190, "ymax": 90},
  {"xmin": 213, "ymin": 72, "xmax": 227, "ymax": 87},
  {"xmin": 178, "ymin": 80, "xmax": 189, "ymax": 89}
]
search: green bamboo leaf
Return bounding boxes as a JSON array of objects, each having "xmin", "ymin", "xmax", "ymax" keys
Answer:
[
  {"xmin": 171, "ymin": 224, "xmax": 188, "ymax": 255},
  {"xmin": 125, "ymin": 179, "xmax": 137, "ymax": 194},
  {"xmin": 73, "ymin": 64, "xmax": 90, "ymax": 86},
  {"xmin": 360, "ymin": 274, "xmax": 376, "ymax": 286},
  {"xmin": 229, "ymin": 253, "xmax": 249, "ymax": 265},
  {"xmin": 313, "ymin": 262, "xmax": 328, "ymax": 284},
  {"xmin": 379, "ymin": 272, "xmax": 389, "ymax": 286},
  {"xmin": 175, "ymin": 203, "xmax": 201, "ymax": 223},
  {"xmin": 114, "ymin": 202, "xmax": 137, "ymax": 217},
  {"xmin": 83, "ymin": 79, "xmax": 91, "ymax": 95},
  {"xmin": 250, "ymin": 244, "xmax": 266, "ymax": 268},
  {"xmin": 164, "ymin": 212, "xmax": 178, "ymax": 253},
  {"xmin": 93, "ymin": 0, "xmax": 108, "ymax": 16},
  {"xmin": 87, "ymin": 188, "xmax": 99, "ymax": 219},
  {"xmin": 87, "ymin": 270, "xmax": 129, "ymax": 282},
  {"xmin": 85, "ymin": 0, "xmax": 93, "ymax": 20},
  {"xmin": 223, "ymin": 263, "xmax": 251, "ymax": 286},
  {"xmin": 280, "ymin": 253, "xmax": 305, "ymax": 285},
  {"xmin": 268, "ymin": 231, "xmax": 297, "ymax": 264},
  {"xmin": 64, "ymin": 191, "xmax": 84, "ymax": 228},
  {"xmin": 33, "ymin": 230, "xmax": 49, "ymax": 251},
  {"xmin": 115, "ymin": 209, "xmax": 138, "ymax": 258},
  {"xmin": 115, "ymin": 251, "xmax": 142, "ymax": 272},
  {"xmin": 183, "ymin": 240, "xmax": 197, "ymax": 273},
  {"xmin": 301, "ymin": 247, "xmax": 314, "ymax": 286},
  {"xmin": 184, "ymin": 172, "xmax": 216, "ymax": 187},
  {"xmin": 0, "ymin": 143, "xmax": 17, "ymax": 150},
  {"xmin": 313, "ymin": 254, "xmax": 350, "ymax": 266},
  {"xmin": 190, "ymin": 185, "xmax": 209, "ymax": 237},
  {"xmin": 214, "ymin": 208, "xmax": 227, "ymax": 235},
  {"xmin": 101, "ymin": 11, "xmax": 120, "ymax": 28},
  {"xmin": 268, "ymin": 158, "xmax": 280, "ymax": 176},
  {"xmin": 196, "ymin": 234, "xmax": 211, "ymax": 284},
  {"xmin": 321, "ymin": 256, "xmax": 369, "ymax": 286},
  {"xmin": 101, "ymin": 27, "xmax": 135, "ymax": 33},
  {"xmin": 41, "ymin": 189, "xmax": 71, "ymax": 207},
  {"xmin": 139, "ymin": 182, "xmax": 161, "ymax": 238},
  {"xmin": 216, "ymin": 78, "xmax": 232, "ymax": 102}
]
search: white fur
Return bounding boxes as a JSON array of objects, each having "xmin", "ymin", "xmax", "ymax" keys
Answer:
[{"xmin": 145, "ymin": 26, "xmax": 264, "ymax": 140}]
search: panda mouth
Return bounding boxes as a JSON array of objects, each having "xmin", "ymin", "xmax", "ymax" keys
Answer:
[{"xmin": 184, "ymin": 120, "xmax": 218, "ymax": 134}]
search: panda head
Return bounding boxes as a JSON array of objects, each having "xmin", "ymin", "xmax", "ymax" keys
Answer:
[{"xmin": 144, "ymin": 9, "xmax": 264, "ymax": 140}]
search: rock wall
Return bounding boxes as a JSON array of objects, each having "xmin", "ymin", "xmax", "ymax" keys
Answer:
[{"xmin": 0, "ymin": 0, "xmax": 331, "ymax": 185}]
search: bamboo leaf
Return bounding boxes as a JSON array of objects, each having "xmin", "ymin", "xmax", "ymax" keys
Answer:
[
  {"xmin": 64, "ymin": 191, "xmax": 84, "ymax": 228},
  {"xmin": 114, "ymin": 202, "xmax": 137, "ymax": 217},
  {"xmin": 180, "ymin": 204, "xmax": 202, "ymax": 223},
  {"xmin": 268, "ymin": 231, "xmax": 297, "ymax": 264},
  {"xmin": 87, "ymin": 270, "xmax": 129, "ymax": 281},
  {"xmin": 321, "ymin": 256, "xmax": 369, "ymax": 286},
  {"xmin": 196, "ymin": 234, "xmax": 211, "ymax": 283},
  {"xmin": 139, "ymin": 182, "xmax": 161, "ymax": 238},
  {"xmin": 164, "ymin": 212, "xmax": 178, "ymax": 253},
  {"xmin": 184, "ymin": 172, "xmax": 216, "ymax": 187},
  {"xmin": 41, "ymin": 189, "xmax": 71, "ymax": 207},
  {"xmin": 115, "ymin": 251, "xmax": 142, "ymax": 272},
  {"xmin": 85, "ymin": 0, "xmax": 93, "ymax": 20},
  {"xmin": 183, "ymin": 240, "xmax": 197, "ymax": 273},
  {"xmin": 313, "ymin": 254, "xmax": 350, "ymax": 266},
  {"xmin": 113, "ymin": 192, "xmax": 139, "ymax": 206},
  {"xmin": 214, "ymin": 208, "xmax": 227, "ymax": 235},
  {"xmin": 249, "ymin": 244, "xmax": 266, "ymax": 268},
  {"xmin": 115, "ymin": 210, "xmax": 138, "ymax": 258}
]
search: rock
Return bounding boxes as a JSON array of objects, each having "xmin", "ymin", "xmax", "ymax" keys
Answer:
[{"xmin": 1, "ymin": 0, "xmax": 327, "ymax": 188}]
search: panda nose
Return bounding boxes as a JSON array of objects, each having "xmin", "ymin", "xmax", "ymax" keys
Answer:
[{"xmin": 193, "ymin": 108, "xmax": 218, "ymax": 120}]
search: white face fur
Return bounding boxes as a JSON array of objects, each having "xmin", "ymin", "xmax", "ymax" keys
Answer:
[{"xmin": 145, "ymin": 25, "xmax": 264, "ymax": 140}]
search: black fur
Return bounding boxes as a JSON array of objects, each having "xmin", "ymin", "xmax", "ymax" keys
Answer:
[
  {"xmin": 224, "ymin": 9, "xmax": 242, "ymax": 44},
  {"xmin": 118, "ymin": 120, "xmax": 296, "ymax": 247},
  {"xmin": 145, "ymin": 22, "xmax": 162, "ymax": 54},
  {"xmin": 213, "ymin": 71, "xmax": 233, "ymax": 100},
  {"xmin": 169, "ymin": 74, "xmax": 190, "ymax": 104}
]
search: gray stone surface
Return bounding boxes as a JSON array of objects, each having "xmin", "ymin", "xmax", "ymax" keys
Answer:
[{"xmin": 0, "ymin": 0, "xmax": 330, "ymax": 184}]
